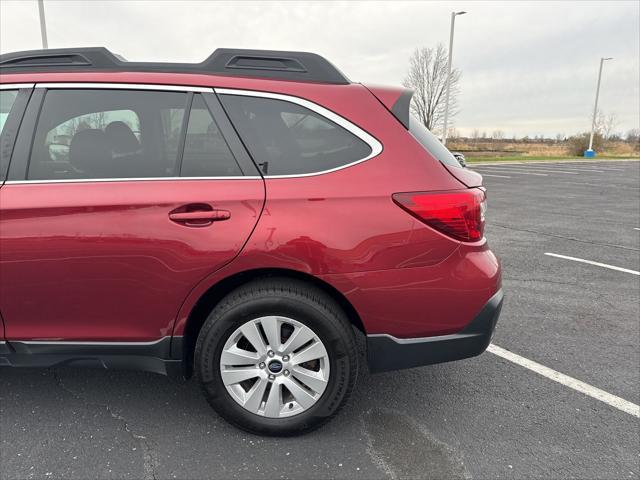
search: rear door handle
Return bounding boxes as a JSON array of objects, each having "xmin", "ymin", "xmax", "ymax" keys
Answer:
[{"xmin": 169, "ymin": 209, "xmax": 231, "ymax": 227}]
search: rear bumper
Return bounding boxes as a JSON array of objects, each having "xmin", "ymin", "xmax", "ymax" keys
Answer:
[{"xmin": 367, "ymin": 289, "xmax": 503, "ymax": 373}]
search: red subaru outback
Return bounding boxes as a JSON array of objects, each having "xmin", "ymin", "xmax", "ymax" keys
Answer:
[{"xmin": 0, "ymin": 48, "xmax": 502, "ymax": 435}]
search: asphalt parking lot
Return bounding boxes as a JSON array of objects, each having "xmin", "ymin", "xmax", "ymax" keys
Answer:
[{"xmin": 1, "ymin": 159, "xmax": 638, "ymax": 480}]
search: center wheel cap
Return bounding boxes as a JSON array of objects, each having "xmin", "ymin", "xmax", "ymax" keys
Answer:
[{"xmin": 268, "ymin": 360, "xmax": 283, "ymax": 374}]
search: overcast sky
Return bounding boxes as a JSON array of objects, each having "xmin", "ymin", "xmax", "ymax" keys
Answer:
[{"xmin": 1, "ymin": 0, "xmax": 638, "ymax": 138}]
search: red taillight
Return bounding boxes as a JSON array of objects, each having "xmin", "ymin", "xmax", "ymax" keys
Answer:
[{"xmin": 392, "ymin": 188, "xmax": 486, "ymax": 242}]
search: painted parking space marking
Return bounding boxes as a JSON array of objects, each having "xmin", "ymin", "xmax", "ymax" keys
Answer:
[
  {"xmin": 635, "ymin": 228, "xmax": 640, "ymax": 231},
  {"xmin": 568, "ymin": 168, "xmax": 619, "ymax": 172},
  {"xmin": 473, "ymin": 160, "xmax": 639, "ymax": 169},
  {"xmin": 477, "ymin": 166, "xmax": 580, "ymax": 174},
  {"xmin": 506, "ymin": 164, "xmax": 614, "ymax": 172},
  {"xmin": 544, "ymin": 252, "xmax": 640, "ymax": 275},
  {"xmin": 524, "ymin": 165, "xmax": 616, "ymax": 172},
  {"xmin": 479, "ymin": 174, "xmax": 512, "ymax": 178},
  {"xmin": 502, "ymin": 167, "xmax": 580, "ymax": 174},
  {"xmin": 476, "ymin": 164, "xmax": 607, "ymax": 174},
  {"xmin": 560, "ymin": 181, "xmax": 634, "ymax": 189},
  {"xmin": 488, "ymin": 344, "xmax": 640, "ymax": 418},
  {"xmin": 471, "ymin": 168, "xmax": 548, "ymax": 176}
]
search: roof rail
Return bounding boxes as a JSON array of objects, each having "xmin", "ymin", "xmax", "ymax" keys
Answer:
[{"xmin": 0, "ymin": 47, "xmax": 350, "ymax": 84}]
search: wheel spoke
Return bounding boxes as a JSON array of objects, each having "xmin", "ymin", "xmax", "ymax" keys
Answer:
[
  {"xmin": 239, "ymin": 322, "xmax": 267, "ymax": 356},
  {"xmin": 220, "ymin": 316, "xmax": 331, "ymax": 419},
  {"xmin": 292, "ymin": 366, "xmax": 328, "ymax": 394},
  {"xmin": 282, "ymin": 377, "xmax": 316, "ymax": 409},
  {"xmin": 243, "ymin": 376, "xmax": 269, "ymax": 413},
  {"xmin": 291, "ymin": 341, "xmax": 327, "ymax": 366},
  {"xmin": 221, "ymin": 346, "xmax": 260, "ymax": 366},
  {"xmin": 264, "ymin": 382, "xmax": 282, "ymax": 417},
  {"xmin": 281, "ymin": 324, "xmax": 315, "ymax": 354},
  {"xmin": 221, "ymin": 367, "xmax": 260, "ymax": 386},
  {"xmin": 260, "ymin": 316, "xmax": 281, "ymax": 351}
]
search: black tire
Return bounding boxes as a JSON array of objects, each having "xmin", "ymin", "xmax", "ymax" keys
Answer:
[{"xmin": 194, "ymin": 277, "xmax": 358, "ymax": 436}]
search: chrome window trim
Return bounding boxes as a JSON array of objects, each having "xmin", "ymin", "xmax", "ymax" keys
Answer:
[
  {"xmin": 4, "ymin": 176, "xmax": 261, "ymax": 185},
  {"xmin": 0, "ymin": 83, "xmax": 34, "ymax": 90},
  {"xmin": 14, "ymin": 83, "xmax": 246, "ymax": 183},
  {"xmin": 5, "ymin": 83, "xmax": 383, "ymax": 183},
  {"xmin": 215, "ymin": 88, "xmax": 384, "ymax": 178},
  {"xmin": 35, "ymin": 82, "xmax": 213, "ymax": 93}
]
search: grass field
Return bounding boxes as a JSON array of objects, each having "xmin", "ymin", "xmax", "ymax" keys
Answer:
[{"xmin": 448, "ymin": 138, "xmax": 639, "ymax": 163}]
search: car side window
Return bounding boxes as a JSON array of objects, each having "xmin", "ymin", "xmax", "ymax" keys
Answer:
[
  {"xmin": 0, "ymin": 90, "xmax": 19, "ymax": 135},
  {"xmin": 27, "ymin": 89, "xmax": 189, "ymax": 180},
  {"xmin": 219, "ymin": 94, "xmax": 372, "ymax": 175},
  {"xmin": 180, "ymin": 94, "xmax": 242, "ymax": 177}
]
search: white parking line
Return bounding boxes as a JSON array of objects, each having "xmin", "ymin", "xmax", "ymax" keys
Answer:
[
  {"xmin": 472, "ymin": 168, "xmax": 548, "ymax": 176},
  {"xmin": 488, "ymin": 344, "xmax": 640, "ymax": 418},
  {"xmin": 544, "ymin": 252, "xmax": 640, "ymax": 275},
  {"xmin": 634, "ymin": 228, "xmax": 640, "ymax": 231},
  {"xmin": 559, "ymin": 165, "xmax": 626, "ymax": 171},
  {"xmin": 560, "ymin": 181, "xmax": 627, "ymax": 188},
  {"xmin": 571, "ymin": 168, "xmax": 620, "ymax": 172},
  {"xmin": 469, "ymin": 159, "xmax": 639, "ymax": 167},
  {"xmin": 509, "ymin": 168, "xmax": 580, "ymax": 174},
  {"xmin": 480, "ymin": 174, "xmax": 512, "ymax": 178},
  {"xmin": 478, "ymin": 166, "xmax": 579, "ymax": 174}
]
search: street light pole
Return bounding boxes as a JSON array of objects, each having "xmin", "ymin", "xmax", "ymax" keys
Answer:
[
  {"xmin": 442, "ymin": 10, "xmax": 466, "ymax": 146},
  {"xmin": 38, "ymin": 0, "xmax": 48, "ymax": 49},
  {"xmin": 586, "ymin": 57, "xmax": 613, "ymax": 155}
]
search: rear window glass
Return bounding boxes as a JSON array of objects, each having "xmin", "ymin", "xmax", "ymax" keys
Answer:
[
  {"xmin": 408, "ymin": 116, "xmax": 460, "ymax": 167},
  {"xmin": 220, "ymin": 94, "xmax": 372, "ymax": 175}
]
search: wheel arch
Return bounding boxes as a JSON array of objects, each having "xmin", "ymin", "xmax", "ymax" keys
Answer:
[{"xmin": 178, "ymin": 267, "xmax": 364, "ymax": 378}]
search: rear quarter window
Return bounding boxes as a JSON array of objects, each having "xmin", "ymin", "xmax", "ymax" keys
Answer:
[
  {"xmin": 408, "ymin": 116, "xmax": 460, "ymax": 167},
  {"xmin": 220, "ymin": 93, "xmax": 373, "ymax": 176}
]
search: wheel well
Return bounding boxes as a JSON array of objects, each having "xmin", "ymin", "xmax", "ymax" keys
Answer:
[{"xmin": 181, "ymin": 268, "xmax": 365, "ymax": 378}]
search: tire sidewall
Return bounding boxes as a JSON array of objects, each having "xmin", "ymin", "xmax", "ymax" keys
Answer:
[{"xmin": 195, "ymin": 292, "xmax": 355, "ymax": 435}]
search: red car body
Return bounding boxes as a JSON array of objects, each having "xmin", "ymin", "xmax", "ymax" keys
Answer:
[{"xmin": 0, "ymin": 48, "xmax": 501, "ymax": 377}]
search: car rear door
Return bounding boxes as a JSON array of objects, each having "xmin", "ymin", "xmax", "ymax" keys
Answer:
[
  {"xmin": 0, "ymin": 84, "xmax": 33, "ymax": 344},
  {"xmin": 0, "ymin": 84, "xmax": 264, "ymax": 342}
]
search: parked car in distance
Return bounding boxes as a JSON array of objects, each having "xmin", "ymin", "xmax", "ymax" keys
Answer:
[
  {"xmin": 452, "ymin": 151, "xmax": 467, "ymax": 167},
  {"xmin": 0, "ymin": 47, "xmax": 502, "ymax": 436}
]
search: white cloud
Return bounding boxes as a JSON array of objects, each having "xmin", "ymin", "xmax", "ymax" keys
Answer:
[{"xmin": 1, "ymin": 0, "xmax": 638, "ymax": 137}]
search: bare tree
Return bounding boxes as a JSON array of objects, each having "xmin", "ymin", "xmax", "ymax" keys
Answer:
[
  {"xmin": 593, "ymin": 109, "xmax": 618, "ymax": 139},
  {"xmin": 402, "ymin": 44, "xmax": 461, "ymax": 134},
  {"xmin": 603, "ymin": 113, "xmax": 617, "ymax": 140},
  {"xmin": 625, "ymin": 128, "xmax": 640, "ymax": 144},
  {"xmin": 491, "ymin": 130, "xmax": 505, "ymax": 140}
]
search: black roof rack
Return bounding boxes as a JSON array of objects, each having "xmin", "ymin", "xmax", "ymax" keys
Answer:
[{"xmin": 0, "ymin": 47, "xmax": 350, "ymax": 85}]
